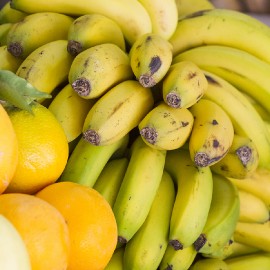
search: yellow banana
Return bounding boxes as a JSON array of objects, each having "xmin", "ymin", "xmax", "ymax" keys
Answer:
[
  {"xmin": 165, "ymin": 148, "xmax": 213, "ymax": 250},
  {"xmin": 48, "ymin": 84, "xmax": 96, "ymax": 143},
  {"xmin": 93, "ymin": 157, "xmax": 129, "ymax": 207},
  {"xmin": 0, "ymin": 22, "xmax": 12, "ymax": 46},
  {"xmin": 137, "ymin": 0, "xmax": 178, "ymax": 40},
  {"xmin": 68, "ymin": 43, "xmax": 133, "ymax": 99},
  {"xmin": 0, "ymin": 1, "xmax": 27, "ymax": 23},
  {"xmin": 188, "ymin": 98, "xmax": 234, "ymax": 167},
  {"xmin": 10, "ymin": 0, "xmax": 152, "ymax": 45},
  {"xmin": 123, "ymin": 170, "xmax": 175, "ymax": 270},
  {"xmin": 138, "ymin": 101, "xmax": 194, "ymax": 150},
  {"xmin": 226, "ymin": 241, "xmax": 260, "ymax": 259},
  {"xmin": 104, "ymin": 246, "xmax": 125, "ymax": 270},
  {"xmin": 210, "ymin": 134, "xmax": 259, "ymax": 179},
  {"xmin": 162, "ymin": 61, "xmax": 208, "ymax": 109},
  {"xmin": 16, "ymin": 39, "xmax": 74, "ymax": 97},
  {"xmin": 59, "ymin": 134, "xmax": 129, "ymax": 187},
  {"xmin": 67, "ymin": 13, "xmax": 126, "ymax": 56},
  {"xmin": 189, "ymin": 258, "xmax": 229, "ymax": 270},
  {"xmin": 113, "ymin": 136, "xmax": 166, "ymax": 245},
  {"xmin": 82, "ymin": 80, "xmax": 154, "ymax": 146},
  {"xmin": 6, "ymin": 12, "xmax": 73, "ymax": 59},
  {"xmin": 0, "ymin": 45, "xmax": 23, "ymax": 72},
  {"xmin": 129, "ymin": 33, "xmax": 173, "ymax": 88}
]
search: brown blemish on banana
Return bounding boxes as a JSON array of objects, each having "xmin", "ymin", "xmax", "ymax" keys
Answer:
[
  {"xmin": 205, "ymin": 74, "xmax": 221, "ymax": 86},
  {"xmin": 236, "ymin": 146, "xmax": 252, "ymax": 167},
  {"xmin": 72, "ymin": 77, "xmax": 91, "ymax": 97},
  {"xmin": 149, "ymin": 56, "xmax": 162, "ymax": 75},
  {"xmin": 166, "ymin": 92, "xmax": 181, "ymax": 108},
  {"xmin": 188, "ymin": 71, "xmax": 197, "ymax": 80},
  {"xmin": 140, "ymin": 127, "xmax": 158, "ymax": 145},
  {"xmin": 82, "ymin": 129, "xmax": 100, "ymax": 146},
  {"xmin": 169, "ymin": 239, "xmax": 183, "ymax": 251},
  {"xmin": 7, "ymin": 42, "xmax": 23, "ymax": 58},
  {"xmin": 193, "ymin": 233, "xmax": 207, "ymax": 252},
  {"xmin": 212, "ymin": 119, "xmax": 218, "ymax": 125},
  {"xmin": 67, "ymin": 40, "xmax": 83, "ymax": 56}
]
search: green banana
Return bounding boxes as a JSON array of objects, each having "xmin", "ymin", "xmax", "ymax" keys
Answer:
[
  {"xmin": 0, "ymin": 1, "xmax": 27, "ymax": 23},
  {"xmin": 164, "ymin": 148, "xmax": 213, "ymax": 250},
  {"xmin": 123, "ymin": 170, "xmax": 175, "ymax": 270},
  {"xmin": 113, "ymin": 136, "xmax": 166, "ymax": 245},
  {"xmin": 0, "ymin": 22, "xmax": 12, "ymax": 46},
  {"xmin": 104, "ymin": 247, "xmax": 125, "ymax": 270},
  {"xmin": 189, "ymin": 258, "xmax": 229, "ymax": 270},
  {"xmin": 226, "ymin": 241, "xmax": 260, "ymax": 259}
]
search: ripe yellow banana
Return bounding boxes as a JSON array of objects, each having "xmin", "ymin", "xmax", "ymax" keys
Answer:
[
  {"xmin": 210, "ymin": 134, "xmax": 259, "ymax": 179},
  {"xmin": 10, "ymin": 0, "xmax": 152, "ymax": 45},
  {"xmin": 188, "ymin": 98, "xmax": 234, "ymax": 167},
  {"xmin": 67, "ymin": 13, "xmax": 126, "ymax": 56},
  {"xmin": 82, "ymin": 80, "xmax": 154, "ymax": 146},
  {"xmin": 162, "ymin": 61, "xmax": 208, "ymax": 109},
  {"xmin": 93, "ymin": 157, "xmax": 129, "ymax": 207},
  {"xmin": 0, "ymin": 22, "xmax": 12, "ymax": 46},
  {"xmin": 104, "ymin": 246, "xmax": 125, "ymax": 270},
  {"xmin": 129, "ymin": 33, "xmax": 173, "ymax": 88},
  {"xmin": 0, "ymin": 45, "xmax": 23, "ymax": 72},
  {"xmin": 0, "ymin": 1, "xmax": 26, "ymax": 23},
  {"xmin": 68, "ymin": 43, "xmax": 133, "ymax": 99},
  {"xmin": 226, "ymin": 241, "xmax": 260, "ymax": 259},
  {"xmin": 165, "ymin": 148, "xmax": 213, "ymax": 250},
  {"xmin": 6, "ymin": 12, "xmax": 73, "ymax": 59},
  {"xmin": 48, "ymin": 84, "xmax": 96, "ymax": 143},
  {"xmin": 138, "ymin": 101, "xmax": 194, "ymax": 150},
  {"xmin": 123, "ymin": 170, "xmax": 175, "ymax": 270},
  {"xmin": 113, "ymin": 136, "xmax": 166, "ymax": 245},
  {"xmin": 189, "ymin": 258, "xmax": 229, "ymax": 270}
]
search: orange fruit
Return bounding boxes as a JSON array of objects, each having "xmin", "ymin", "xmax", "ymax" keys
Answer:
[
  {"xmin": 0, "ymin": 192, "xmax": 70, "ymax": 270},
  {"xmin": 36, "ymin": 181, "xmax": 118, "ymax": 270},
  {"xmin": 5, "ymin": 102, "xmax": 69, "ymax": 194},
  {"xmin": 0, "ymin": 104, "xmax": 18, "ymax": 194}
]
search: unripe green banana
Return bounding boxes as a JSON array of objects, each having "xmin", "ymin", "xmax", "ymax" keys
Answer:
[
  {"xmin": 129, "ymin": 33, "xmax": 173, "ymax": 88},
  {"xmin": 138, "ymin": 101, "xmax": 194, "ymax": 150},
  {"xmin": 93, "ymin": 158, "xmax": 129, "ymax": 207},
  {"xmin": 0, "ymin": 22, "xmax": 12, "ymax": 46},
  {"xmin": 104, "ymin": 247, "xmax": 125, "ymax": 270},
  {"xmin": 0, "ymin": 45, "xmax": 23, "ymax": 72},
  {"xmin": 162, "ymin": 61, "xmax": 208, "ymax": 109},
  {"xmin": 67, "ymin": 13, "xmax": 126, "ymax": 56},
  {"xmin": 113, "ymin": 136, "xmax": 166, "ymax": 245},
  {"xmin": 188, "ymin": 98, "xmax": 235, "ymax": 167},
  {"xmin": 82, "ymin": 80, "xmax": 154, "ymax": 146},
  {"xmin": 123, "ymin": 170, "xmax": 175, "ymax": 270},
  {"xmin": 189, "ymin": 258, "xmax": 229, "ymax": 270},
  {"xmin": 226, "ymin": 241, "xmax": 260, "ymax": 259},
  {"xmin": 0, "ymin": 1, "xmax": 27, "ymax": 23}
]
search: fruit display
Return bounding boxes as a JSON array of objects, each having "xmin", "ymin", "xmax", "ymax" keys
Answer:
[{"xmin": 1, "ymin": 0, "xmax": 270, "ymax": 269}]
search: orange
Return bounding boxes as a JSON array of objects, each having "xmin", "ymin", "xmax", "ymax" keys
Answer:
[
  {"xmin": 0, "ymin": 104, "xmax": 18, "ymax": 194},
  {"xmin": 36, "ymin": 181, "xmax": 118, "ymax": 270},
  {"xmin": 0, "ymin": 192, "xmax": 70, "ymax": 270},
  {"xmin": 5, "ymin": 102, "xmax": 69, "ymax": 194}
]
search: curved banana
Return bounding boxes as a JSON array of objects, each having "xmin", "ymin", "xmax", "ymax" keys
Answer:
[
  {"xmin": 10, "ymin": 0, "xmax": 152, "ymax": 45},
  {"xmin": 188, "ymin": 98, "xmax": 234, "ymax": 167},
  {"xmin": 138, "ymin": 101, "xmax": 194, "ymax": 150},
  {"xmin": 48, "ymin": 84, "xmax": 96, "ymax": 143},
  {"xmin": 6, "ymin": 12, "xmax": 73, "ymax": 59},
  {"xmin": 59, "ymin": 134, "xmax": 129, "ymax": 187},
  {"xmin": 164, "ymin": 148, "xmax": 213, "ymax": 250},
  {"xmin": 162, "ymin": 61, "xmax": 208, "ymax": 109},
  {"xmin": 68, "ymin": 43, "xmax": 133, "ymax": 99},
  {"xmin": 0, "ymin": 45, "xmax": 23, "ymax": 72},
  {"xmin": 123, "ymin": 170, "xmax": 175, "ymax": 270},
  {"xmin": 211, "ymin": 134, "xmax": 259, "ymax": 179},
  {"xmin": 67, "ymin": 13, "xmax": 126, "ymax": 56},
  {"xmin": 16, "ymin": 39, "xmax": 74, "ymax": 97},
  {"xmin": 226, "ymin": 241, "xmax": 260, "ymax": 259},
  {"xmin": 113, "ymin": 136, "xmax": 166, "ymax": 245},
  {"xmin": 0, "ymin": 22, "xmax": 12, "ymax": 46},
  {"xmin": 82, "ymin": 80, "xmax": 154, "ymax": 146},
  {"xmin": 193, "ymin": 173, "xmax": 240, "ymax": 257},
  {"xmin": 104, "ymin": 246, "xmax": 125, "ymax": 270},
  {"xmin": 137, "ymin": 0, "xmax": 178, "ymax": 40},
  {"xmin": 129, "ymin": 33, "xmax": 173, "ymax": 88},
  {"xmin": 93, "ymin": 157, "xmax": 129, "ymax": 207},
  {"xmin": 189, "ymin": 258, "xmax": 229, "ymax": 270},
  {"xmin": 0, "ymin": 1, "xmax": 27, "ymax": 23},
  {"xmin": 169, "ymin": 8, "xmax": 270, "ymax": 60},
  {"xmin": 202, "ymin": 71, "xmax": 270, "ymax": 170}
]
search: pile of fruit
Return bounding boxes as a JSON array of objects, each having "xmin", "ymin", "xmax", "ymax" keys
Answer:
[{"xmin": 1, "ymin": 0, "xmax": 270, "ymax": 269}]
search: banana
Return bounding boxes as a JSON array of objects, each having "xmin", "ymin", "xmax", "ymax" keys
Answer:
[
  {"xmin": 0, "ymin": 1, "xmax": 27, "ymax": 23},
  {"xmin": 188, "ymin": 98, "xmax": 234, "ymax": 167},
  {"xmin": 138, "ymin": 101, "xmax": 194, "ymax": 150},
  {"xmin": 68, "ymin": 43, "xmax": 133, "ymax": 99},
  {"xmin": 67, "ymin": 13, "xmax": 126, "ymax": 56},
  {"xmin": 104, "ymin": 246, "xmax": 125, "ymax": 270},
  {"xmin": 122, "ymin": 170, "xmax": 175, "ymax": 270},
  {"xmin": 16, "ymin": 39, "xmax": 74, "ymax": 97},
  {"xmin": 82, "ymin": 80, "xmax": 154, "ymax": 146},
  {"xmin": 202, "ymin": 71, "xmax": 270, "ymax": 170},
  {"xmin": 210, "ymin": 134, "xmax": 259, "ymax": 179},
  {"xmin": 193, "ymin": 173, "xmax": 240, "ymax": 257},
  {"xmin": 6, "ymin": 12, "xmax": 73, "ymax": 59},
  {"xmin": 189, "ymin": 258, "xmax": 229, "ymax": 270},
  {"xmin": 0, "ymin": 45, "xmax": 23, "ymax": 72},
  {"xmin": 159, "ymin": 244, "xmax": 197, "ymax": 270},
  {"xmin": 169, "ymin": 8, "xmax": 270, "ymax": 60},
  {"xmin": 113, "ymin": 136, "xmax": 166, "ymax": 245},
  {"xmin": 129, "ymin": 33, "xmax": 173, "ymax": 88},
  {"xmin": 164, "ymin": 148, "xmax": 213, "ymax": 250},
  {"xmin": 162, "ymin": 61, "xmax": 208, "ymax": 109},
  {"xmin": 93, "ymin": 157, "xmax": 129, "ymax": 207},
  {"xmin": 10, "ymin": 0, "xmax": 152, "ymax": 45},
  {"xmin": 0, "ymin": 22, "xmax": 12, "ymax": 46},
  {"xmin": 137, "ymin": 0, "xmax": 178, "ymax": 40},
  {"xmin": 59, "ymin": 134, "xmax": 129, "ymax": 187},
  {"xmin": 173, "ymin": 45, "xmax": 270, "ymax": 114},
  {"xmin": 226, "ymin": 241, "xmax": 261, "ymax": 259},
  {"xmin": 48, "ymin": 84, "xmax": 96, "ymax": 143}
]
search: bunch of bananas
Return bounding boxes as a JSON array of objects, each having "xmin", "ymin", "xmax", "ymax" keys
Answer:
[{"xmin": 1, "ymin": 0, "xmax": 270, "ymax": 269}]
